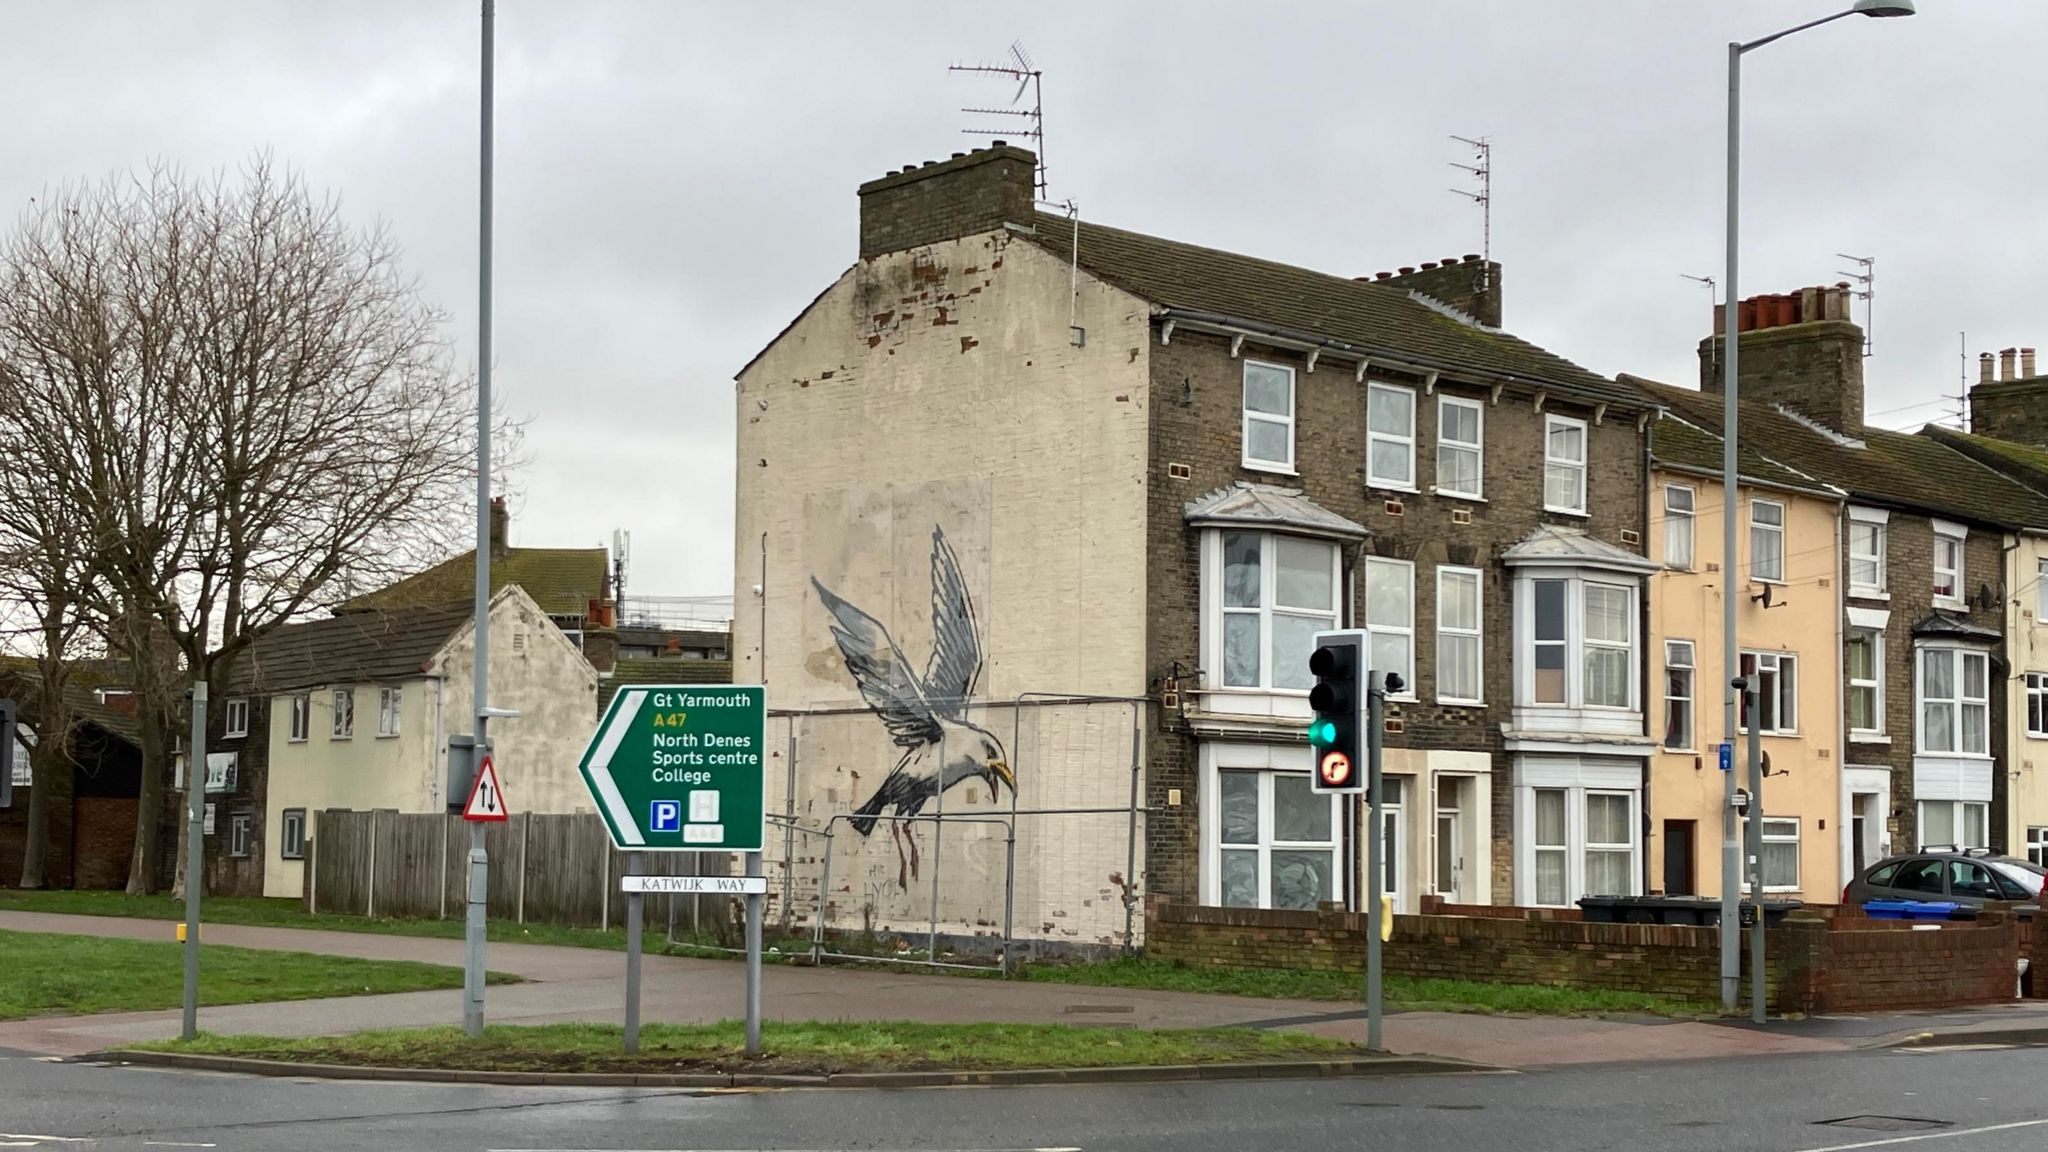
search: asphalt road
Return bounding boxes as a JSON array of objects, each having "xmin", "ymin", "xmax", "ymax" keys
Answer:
[{"xmin": 4, "ymin": 1043, "xmax": 2047, "ymax": 1152}]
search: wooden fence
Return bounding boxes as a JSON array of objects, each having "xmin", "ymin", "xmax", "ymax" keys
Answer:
[{"xmin": 307, "ymin": 809, "xmax": 734, "ymax": 936}]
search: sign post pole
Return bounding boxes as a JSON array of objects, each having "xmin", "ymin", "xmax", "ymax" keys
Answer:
[
  {"xmin": 624, "ymin": 850, "xmax": 642, "ymax": 1054},
  {"xmin": 745, "ymin": 849, "xmax": 763, "ymax": 1056},
  {"xmin": 1365, "ymin": 672, "xmax": 1385, "ymax": 1053},
  {"xmin": 182, "ymin": 679, "xmax": 208, "ymax": 1041}
]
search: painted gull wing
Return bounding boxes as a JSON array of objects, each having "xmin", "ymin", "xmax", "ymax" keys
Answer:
[
  {"xmin": 812, "ymin": 576, "xmax": 943, "ymax": 749},
  {"xmin": 921, "ymin": 525, "xmax": 983, "ymax": 718}
]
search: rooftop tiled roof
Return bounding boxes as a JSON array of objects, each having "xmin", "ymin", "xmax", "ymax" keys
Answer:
[
  {"xmin": 1632, "ymin": 386, "xmax": 1837, "ymax": 497},
  {"xmin": 231, "ymin": 604, "xmax": 475, "ymax": 694},
  {"xmin": 1501, "ymin": 525, "xmax": 1660, "ymax": 573},
  {"xmin": 338, "ymin": 548, "xmax": 608, "ymax": 619},
  {"xmin": 0, "ymin": 657, "xmax": 144, "ymax": 745},
  {"xmin": 598, "ymin": 658, "xmax": 736, "ymax": 713},
  {"xmin": 1183, "ymin": 482, "xmax": 1370, "ymax": 541},
  {"xmin": 1623, "ymin": 378, "xmax": 2048, "ymax": 530},
  {"xmin": 1921, "ymin": 427, "xmax": 2048, "ymax": 499},
  {"xmin": 1026, "ymin": 213, "xmax": 1639, "ymax": 407}
]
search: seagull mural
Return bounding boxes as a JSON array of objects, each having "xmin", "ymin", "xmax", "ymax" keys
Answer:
[{"xmin": 812, "ymin": 525, "xmax": 1012, "ymax": 889}]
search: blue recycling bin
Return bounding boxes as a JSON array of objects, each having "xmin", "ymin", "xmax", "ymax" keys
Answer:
[
  {"xmin": 1864, "ymin": 900, "xmax": 1964, "ymax": 921},
  {"xmin": 1861, "ymin": 900, "xmax": 1914, "ymax": 920}
]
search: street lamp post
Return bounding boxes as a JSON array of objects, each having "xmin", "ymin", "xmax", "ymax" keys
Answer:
[{"xmin": 1720, "ymin": 0, "xmax": 1914, "ymax": 1016}]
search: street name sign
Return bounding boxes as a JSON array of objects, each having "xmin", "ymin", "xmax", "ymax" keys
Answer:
[
  {"xmin": 463, "ymin": 755, "xmax": 509, "ymax": 822},
  {"xmin": 580, "ymin": 684, "xmax": 765, "ymax": 852},
  {"xmin": 620, "ymin": 875, "xmax": 769, "ymax": 895}
]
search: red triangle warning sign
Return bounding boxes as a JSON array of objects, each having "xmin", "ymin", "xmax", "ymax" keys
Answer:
[{"xmin": 463, "ymin": 755, "xmax": 509, "ymax": 822}]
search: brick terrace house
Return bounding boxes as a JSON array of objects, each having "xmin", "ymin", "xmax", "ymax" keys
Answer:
[
  {"xmin": 734, "ymin": 142, "xmax": 1661, "ymax": 945},
  {"xmin": 1639, "ymin": 288, "xmax": 2048, "ymax": 863},
  {"xmin": 0, "ymin": 664, "xmax": 146, "ymax": 889}
]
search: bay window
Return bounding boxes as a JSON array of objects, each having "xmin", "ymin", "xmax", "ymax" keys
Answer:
[
  {"xmin": 1435, "ymin": 395, "xmax": 1483, "ymax": 498},
  {"xmin": 1367, "ymin": 383, "xmax": 1416, "ymax": 489},
  {"xmin": 1543, "ymin": 416, "xmax": 1587, "ymax": 515},
  {"xmin": 1532, "ymin": 789, "xmax": 1568, "ymax": 907},
  {"xmin": 1919, "ymin": 800, "xmax": 1989, "ymax": 851},
  {"xmin": 1218, "ymin": 768, "xmax": 1340, "ymax": 910},
  {"xmin": 1435, "ymin": 566, "xmax": 1483, "ymax": 704},
  {"xmin": 1919, "ymin": 647, "xmax": 1990, "ymax": 755},
  {"xmin": 1584, "ymin": 792, "xmax": 1634, "ymax": 897},
  {"xmin": 1750, "ymin": 499, "xmax": 1785, "ymax": 583},
  {"xmin": 1242, "ymin": 361, "xmax": 1294, "ymax": 472},
  {"xmin": 1219, "ymin": 532, "xmax": 1340, "ymax": 691},
  {"xmin": 1738, "ymin": 652, "xmax": 1798, "ymax": 735},
  {"xmin": 1583, "ymin": 585, "xmax": 1633, "ymax": 708},
  {"xmin": 1518, "ymin": 576, "xmax": 1640, "ymax": 713},
  {"xmin": 1532, "ymin": 579, "xmax": 1568, "ymax": 704},
  {"xmin": 1515, "ymin": 756, "xmax": 1642, "ymax": 907},
  {"xmin": 1365, "ymin": 557, "xmax": 1414, "ymax": 695}
]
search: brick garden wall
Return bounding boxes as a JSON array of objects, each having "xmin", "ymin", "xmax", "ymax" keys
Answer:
[{"xmin": 1149, "ymin": 899, "xmax": 2026, "ymax": 1014}]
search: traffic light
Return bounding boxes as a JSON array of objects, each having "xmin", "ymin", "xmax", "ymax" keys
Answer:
[{"xmin": 1308, "ymin": 630, "xmax": 1365, "ymax": 794}]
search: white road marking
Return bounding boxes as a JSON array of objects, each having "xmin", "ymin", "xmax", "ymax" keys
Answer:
[
  {"xmin": 488, "ymin": 1148, "xmax": 1082, "ymax": 1152},
  {"xmin": 0, "ymin": 1138, "xmax": 91, "ymax": 1147},
  {"xmin": 1793, "ymin": 1117, "xmax": 2048, "ymax": 1151},
  {"xmin": 144, "ymin": 1143, "xmax": 217, "ymax": 1148}
]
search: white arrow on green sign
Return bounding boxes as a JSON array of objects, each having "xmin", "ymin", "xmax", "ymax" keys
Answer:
[{"xmin": 579, "ymin": 684, "xmax": 765, "ymax": 852}]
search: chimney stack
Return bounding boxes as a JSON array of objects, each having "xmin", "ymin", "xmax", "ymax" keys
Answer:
[
  {"xmin": 2000, "ymin": 348, "xmax": 2018, "ymax": 381},
  {"xmin": 1970, "ymin": 340, "xmax": 2048, "ymax": 447},
  {"xmin": 1699, "ymin": 283, "xmax": 1865, "ymax": 432},
  {"xmin": 857, "ymin": 143, "xmax": 1038, "ymax": 260},
  {"xmin": 1980, "ymin": 352, "xmax": 1996, "ymax": 384},
  {"xmin": 1376, "ymin": 257, "xmax": 1505, "ymax": 327},
  {"xmin": 2023, "ymin": 348, "xmax": 2038, "ymax": 379},
  {"xmin": 489, "ymin": 495, "xmax": 509, "ymax": 560}
]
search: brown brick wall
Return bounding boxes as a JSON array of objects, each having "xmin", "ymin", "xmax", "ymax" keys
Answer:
[
  {"xmin": 1376, "ymin": 258, "xmax": 1502, "ymax": 328},
  {"xmin": 1969, "ymin": 378, "xmax": 2048, "ymax": 448},
  {"xmin": 1699, "ymin": 321, "xmax": 1865, "ymax": 433},
  {"xmin": 856, "ymin": 146, "xmax": 1037, "ymax": 260},
  {"xmin": 1151, "ymin": 900, "xmax": 2021, "ymax": 1014},
  {"xmin": 1143, "ymin": 328, "xmax": 1650, "ymax": 904},
  {"xmin": 74, "ymin": 795, "xmax": 137, "ymax": 889}
]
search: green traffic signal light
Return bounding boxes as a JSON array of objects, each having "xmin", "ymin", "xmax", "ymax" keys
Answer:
[{"xmin": 1309, "ymin": 718, "xmax": 1338, "ymax": 747}]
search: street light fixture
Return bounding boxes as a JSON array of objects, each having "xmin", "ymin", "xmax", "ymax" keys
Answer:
[{"xmin": 1719, "ymin": 0, "xmax": 1914, "ymax": 1020}]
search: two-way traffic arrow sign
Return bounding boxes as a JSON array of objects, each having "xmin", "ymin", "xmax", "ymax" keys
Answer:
[
  {"xmin": 578, "ymin": 684, "xmax": 764, "ymax": 851},
  {"xmin": 463, "ymin": 755, "xmax": 508, "ymax": 822}
]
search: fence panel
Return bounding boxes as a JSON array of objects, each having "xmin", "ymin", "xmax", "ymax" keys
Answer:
[{"xmin": 312, "ymin": 809, "xmax": 371, "ymax": 916}]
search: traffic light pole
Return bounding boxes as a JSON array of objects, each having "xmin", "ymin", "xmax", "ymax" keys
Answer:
[{"xmin": 1364, "ymin": 673, "xmax": 1385, "ymax": 1053}]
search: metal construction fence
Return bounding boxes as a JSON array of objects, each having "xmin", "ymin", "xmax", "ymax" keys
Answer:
[
  {"xmin": 702, "ymin": 693, "xmax": 1150, "ymax": 973},
  {"xmin": 308, "ymin": 810, "xmax": 733, "ymax": 936}
]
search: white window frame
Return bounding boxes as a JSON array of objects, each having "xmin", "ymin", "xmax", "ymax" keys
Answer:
[
  {"xmin": 1542, "ymin": 415, "xmax": 1588, "ymax": 515},
  {"xmin": 1517, "ymin": 575, "xmax": 1641, "ymax": 714},
  {"xmin": 1749, "ymin": 499, "xmax": 1786, "ymax": 584},
  {"xmin": 1531, "ymin": 787, "xmax": 1570, "ymax": 907},
  {"xmin": 1212, "ymin": 531, "xmax": 1341, "ymax": 693},
  {"xmin": 1214, "ymin": 766, "xmax": 1343, "ymax": 910},
  {"xmin": 1918, "ymin": 799, "xmax": 1990, "ymax": 851},
  {"xmin": 1241, "ymin": 360, "xmax": 1295, "ymax": 473},
  {"xmin": 280, "ymin": 808, "xmax": 307, "ymax": 860},
  {"xmin": 289, "ymin": 694, "xmax": 310, "ymax": 743},
  {"xmin": 223, "ymin": 698, "xmax": 249, "ymax": 739},
  {"xmin": 1434, "ymin": 394, "xmax": 1484, "ymax": 499},
  {"xmin": 1435, "ymin": 566, "xmax": 1483, "ymax": 705},
  {"xmin": 2024, "ymin": 672, "xmax": 2048, "ymax": 740},
  {"xmin": 1583, "ymin": 790, "xmax": 1637, "ymax": 898},
  {"xmin": 1662, "ymin": 639, "xmax": 1695, "ymax": 750},
  {"xmin": 1662, "ymin": 484, "xmax": 1695, "ymax": 570},
  {"xmin": 1739, "ymin": 651, "xmax": 1798, "ymax": 735},
  {"xmin": 1918, "ymin": 646, "xmax": 1990, "ymax": 756},
  {"xmin": 1582, "ymin": 582, "xmax": 1637, "ymax": 711},
  {"xmin": 378, "ymin": 687, "xmax": 402, "ymax": 738},
  {"xmin": 1365, "ymin": 557, "xmax": 1416, "ymax": 698},
  {"xmin": 1746, "ymin": 816, "xmax": 1801, "ymax": 893},
  {"xmin": 331, "ymin": 688, "xmax": 354, "ymax": 740},
  {"xmin": 2039, "ymin": 557, "xmax": 2048, "ymax": 619},
  {"xmin": 1847, "ymin": 628, "xmax": 1885, "ymax": 739},
  {"xmin": 2029, "ymin": 826, "xmax": 2048, "ymax": 868},
  {"xmin": 1847, "ymin": 507, "xmax": 1887, "ymax": 597},
  {"xmin": 1932, "ymin": 521, "xmax": 1966, "ymax": 607},
  {"xmin": 1366, "ymin": 382, "xmax": 1417, "ymax": 491},
  {"xmin": 228, "ymin": 811, "xmax": 253, "ymax": 859}
]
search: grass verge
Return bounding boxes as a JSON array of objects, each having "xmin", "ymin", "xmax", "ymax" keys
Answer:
[
  {"xmin": 136, "ymin": 1019, "xmax": 1358, "ymax": 1075},
  {"xmin": 0, "ymin": 888, "xmax": 630, "ymax": 951},
  {"xmin": 1020, "ymin": 957, "xmax": 1712, "ymax": 1018},
  {"xmin": 0, "ymin": 928, "xmax": 511, "ymax": 1020}
]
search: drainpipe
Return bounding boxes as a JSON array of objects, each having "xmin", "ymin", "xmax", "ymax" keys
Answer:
[
  {"xmin": 1835, "ymin": 507, "xmax": 1849, "ymax": 892},
  {"xmin": 1641, "ymin": 433, "xmax": 1656, "ymax": 897}
]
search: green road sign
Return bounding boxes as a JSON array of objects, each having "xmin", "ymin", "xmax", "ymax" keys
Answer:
[{"xmin": 579, "ymin": 684, "xmax": 765, "ymax": 852}]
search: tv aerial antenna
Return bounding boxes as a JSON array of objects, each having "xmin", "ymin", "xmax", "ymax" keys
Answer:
[
  {"xmin": 1680, "ymin": 272, "xmax": 1718, "ymax": 308},
  {"xmin": 952, "ymin": 41, "xmax": 1046, "ymax": 198},
  {"xmin": 1449, "ymin": 134, "xmax": 1492, "ymax": 283},
  {"xmin": 1835, "ymin": 253, "xmax": 1874, "ymax": 357}
]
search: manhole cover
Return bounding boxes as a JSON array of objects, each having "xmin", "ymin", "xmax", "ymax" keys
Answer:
[{"xmin": 1820, "ymin": 1116, "xmax": 1952, "ymax": 1132}]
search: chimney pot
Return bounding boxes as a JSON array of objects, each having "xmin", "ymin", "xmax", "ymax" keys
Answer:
[
  {"xmin": 992, "ymin": 139, "xmax": 1007, "ymax": 146},
  {"xmin": 952, "ymin": 152, "xmax": 966, "ymax": 159},
  {"xmin": 1399, "ymin": 266, "xmax": 1416, "ymax": 276},
  {"xmin": 2023, "ymin": 348, "xmax": 2038, "ymax": 379},
  {"xmin": 1463, "ymin": 254, "xmax": 1481, "ymax": 263},
  {"xmin": 2001, "ymin": 348, "xmax": 2018, "ymax": 381},
  {"xmin": 922, "ymin": 160, "xmax": 937, "ymax": 167},
  {"xmin": 1980, "ymin": 352, "xmax": 1996, "ymax": 384},
  {"xmin": 1420, "ymin": 261, "xmax": 1439, "ymax": 271},
  {"xmin": 1442, "ymin": 256, "xmax": 1460, "ymax": 266},
  {"xmin": 1375, "ymin": 271, "xmax": 1394, "ymax": 280}
]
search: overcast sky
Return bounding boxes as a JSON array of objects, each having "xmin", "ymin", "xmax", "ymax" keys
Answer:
[{"xmin": 6, "ymin": 2, "xmax": 2039, "ymax": 601}]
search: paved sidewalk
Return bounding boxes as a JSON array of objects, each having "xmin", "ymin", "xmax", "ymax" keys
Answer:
[{"xmin": 0, "ymin": 908, "xmax": 2018, "ymax": 1068}]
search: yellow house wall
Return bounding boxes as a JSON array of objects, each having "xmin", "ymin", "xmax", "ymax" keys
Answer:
[
  {"xmin": 2005, "ymin": 532, "xmax": 2048, "ymax": 858},
  {"xmin": 1647, "ymin": 469, "xmax": 1844, "ymax": 900}
]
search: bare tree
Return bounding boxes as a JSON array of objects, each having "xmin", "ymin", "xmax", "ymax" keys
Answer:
[{"xmin": 0, "ymin": 157, "xmax": 487, "ymax": 892}]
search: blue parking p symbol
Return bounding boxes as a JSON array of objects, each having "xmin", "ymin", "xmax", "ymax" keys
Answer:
[{"xmin": 650, "ymin": 799, "xmax": 682, "ymax": 833}]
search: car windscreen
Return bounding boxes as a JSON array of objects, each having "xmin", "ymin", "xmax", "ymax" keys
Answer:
[{"xmin": 1987, "ymin": 861, "xmax": 2045, "ymax": 896}]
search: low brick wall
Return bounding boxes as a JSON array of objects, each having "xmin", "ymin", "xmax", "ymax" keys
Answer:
[{"xmin": 1149, "ymin": 899, "xmax": 2023, "ymax": 1014}]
